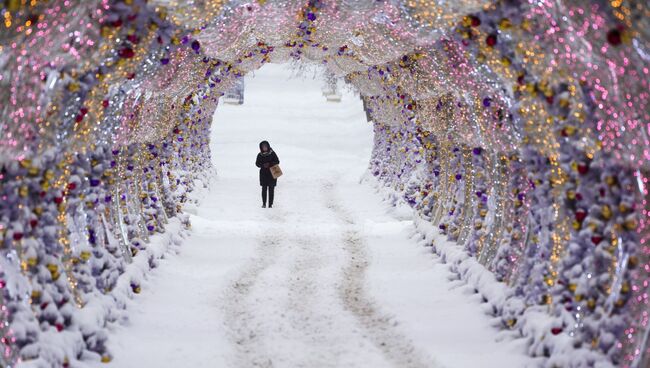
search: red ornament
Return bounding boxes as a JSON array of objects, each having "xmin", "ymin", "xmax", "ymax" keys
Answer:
[
  {"xmin": 517, "ymin": 74, "xmax": 525, "ymax": 85},
  {"xmin": 67, "ymin": 182, "xmax": 77, "ymax": 191},
  {"xmin": 12, "ymin": 232, "xmax": 23, "ymax": 241},
  {"xmin": 486, "ymin": 34, "xmax": 497, "ymax": 47},
  {"xmin": 551, "ymin": 327, "xmax": 563, "ymax": 335},
  {"xmin": 118, "ymin": 47, "xmax": 135, "ymax": 59},
  {"xmin": 607, "ymin": 29, "xmax": 622, "ymax": 46},
  {"xmin": 470, "ymin": 16, "xmax": 481, "ymax": 27},
  {"xmin": 30, "ymin": 219, "xmax": 38, "ymax": 228},
  {"xmin": 577, "ymin": 162, "xmax": 589, "ymax": 175},
  {"xmin": 55, "ymin": 323, "xmax": 64, "ymax": 332},
  {"xmin": 102, "ymin": 100, "xmax": 109, "ymax": 108},
  {"xmin": 54, "ymin": 196, "xmax": 63, "ymax": 204},
  {"xmin": 126, "ymin": 34, "xmax": 139, "ymax": 44},
  {"xmin": 575, "ymin": 192, "xmax": 583, "ymax": 201},
  {"xmin": 575, "ymin": 209, "xmax": 587, "ymax": 222},
  {"xmin": 591, "ymin": 236, "xmax": 603, "ymax": 245}
]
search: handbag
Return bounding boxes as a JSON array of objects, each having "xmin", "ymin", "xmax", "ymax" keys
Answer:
[{"xmin": 270, "ymin": 164, "xmax": 283, "ymax": 179}]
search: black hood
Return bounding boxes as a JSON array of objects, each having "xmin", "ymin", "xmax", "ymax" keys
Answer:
[{"xmin": 259, "ymin": 140, "xmax": 271, "ymax": 152}]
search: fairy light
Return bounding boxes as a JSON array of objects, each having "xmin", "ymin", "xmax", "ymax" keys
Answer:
[{"xmin": 55, "ymin": 154, "xmax": 84, "ymax": 308}]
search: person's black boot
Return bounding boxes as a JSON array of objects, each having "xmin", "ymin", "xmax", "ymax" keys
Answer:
[{"xmin": 262, "ymin": 204, "xmax": 266, "ymax": 208}]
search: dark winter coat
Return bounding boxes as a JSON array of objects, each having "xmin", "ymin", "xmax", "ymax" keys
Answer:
[{"xmin": 256, "ymin": 141, "xmax": 280, "ymax": 187}]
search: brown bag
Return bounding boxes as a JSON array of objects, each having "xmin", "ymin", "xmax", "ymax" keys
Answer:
[{"xmin": 270, "ymin": 164, "xmax": 283, "ymax": 179}]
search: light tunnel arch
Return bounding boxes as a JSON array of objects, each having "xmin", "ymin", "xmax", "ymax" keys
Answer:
[{"xmin": 0, "ymin": 0, "xmax": 649, "ymax": 367}]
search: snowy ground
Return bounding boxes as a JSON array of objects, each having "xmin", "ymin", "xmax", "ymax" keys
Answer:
[{"xmin": 98, "ymin": 64, "xmax": 533, "ymax": 368}]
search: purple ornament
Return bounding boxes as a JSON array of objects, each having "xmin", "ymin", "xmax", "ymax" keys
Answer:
[
  {"xmin": 482, "ymin": 97, "xmax": 492, "ymax": 107},
  {"xmin": 472, "ymin": 147, "xmax": 482, "ymax": 155}
]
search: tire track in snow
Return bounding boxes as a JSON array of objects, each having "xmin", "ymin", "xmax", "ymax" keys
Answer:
[
  {"xmin": 340, "ymin": 230, "xmax": 438, "ymax": 368},
  {"xmin": 322, "ymin": 181, "xmax": 439, "ymax": 368},
  {"xmin": 221, "ymin": 229, "xmax": 283, "ymax": 368},
  {"xmin": 222, "ymin": 184, "xmax": 393, "ymax": 368},
  {"xmin": 282, "ymin": 234, "xmax": 348, "ymax": 368},
  {"xmin": 281, "ymin": 231, "xmax": 389, "ymax": 368},
  {"xmin": 321, "ymin": 181, "xmax": 354, "ymax": 224}
]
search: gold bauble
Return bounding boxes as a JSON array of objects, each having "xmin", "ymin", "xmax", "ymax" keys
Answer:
[
  {"xmin": 587, "ymin": 299, "xmax": 596, "ymax": 309},
  {"xmin": 80, "ymin": 251, "xmax": 91, "ymax": 261},
  {"xmin": 28, "ymin": 167, "xmax": 40, "ymax": 176},
  {"xmin": 601, "ymin": 205, "xmax": 612, "ymax": 220},
  {"xmin": 624, "ymin": 218, "xmax": 638, "ymax": 231},
  {"xmin": 621, "ymin": 282, "xmax": 630, "ymax": 294}
]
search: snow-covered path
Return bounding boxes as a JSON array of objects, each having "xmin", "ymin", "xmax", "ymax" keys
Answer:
[{"xmin": 100, "ymin": 64, "xmax": 532, "ymax": 368}]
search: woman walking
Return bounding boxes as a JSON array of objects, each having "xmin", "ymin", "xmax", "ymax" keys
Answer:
[{"xmin": 255, "ymin": 140, "xmax": 280, "ymax": 208}]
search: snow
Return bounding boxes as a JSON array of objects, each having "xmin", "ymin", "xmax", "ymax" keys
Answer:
[{"xmin": 94, "ymin": 63, "xmax": 535, "ymax": 367}]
